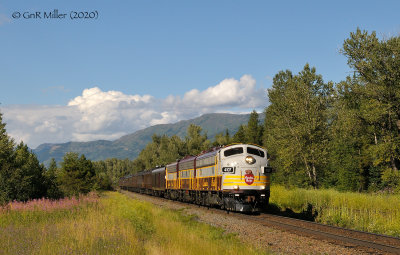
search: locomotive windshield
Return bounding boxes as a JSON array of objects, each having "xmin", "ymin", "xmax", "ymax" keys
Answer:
[
  {"xmin": 224, "ymin": 147, "xmax": 243, "ymax": 157},
  {"xmin": 247, "ymin": 147, "xmax": 265, "ymax": 157}
]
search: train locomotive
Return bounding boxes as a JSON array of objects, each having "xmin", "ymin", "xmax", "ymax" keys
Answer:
[{"xmin": 119, "ymin": 144, "xmax": 272, "ymax": 212}]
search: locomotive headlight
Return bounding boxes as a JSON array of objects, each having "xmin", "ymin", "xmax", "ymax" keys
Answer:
[
  {"xmin": 245, "ymin": 156, "xmax": 256, "ymax": 164},
  {"xmin": 233, "ymin": 185, "xmax": 239, "ymax": 190},
  {"xmin": 260, "ymin": 185, "xmax": 266, "ymax": 190}
]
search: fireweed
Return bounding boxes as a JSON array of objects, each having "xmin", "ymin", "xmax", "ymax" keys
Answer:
[
  {"xmin": 0, "ymin": 192, "xmax": 99, "ymax": 213},
  {"xmin": 0, "ymin": 192, "xmax": 268, "ymax": 255}
]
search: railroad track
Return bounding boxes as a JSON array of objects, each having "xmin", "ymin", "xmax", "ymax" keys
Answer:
[
  {"xmin": 240, "ymin": 213, "xmax": 400, "ymax": 254},
  {"xmin": 121, "ymin": 190, "xmax": 400, "ymax": 254}
]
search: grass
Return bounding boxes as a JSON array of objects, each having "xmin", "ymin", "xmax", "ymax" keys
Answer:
[
  {"xmin": 270, "ymin": 185, "xmax": 400, "ymax": 237},
  {"xmin": 0, "ymin": 192, "xmax": 269, "ymax": 255}
]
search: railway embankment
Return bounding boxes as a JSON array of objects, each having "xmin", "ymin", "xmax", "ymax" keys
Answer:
[{"xmin": 122, "ymin": 190, "xmax": 385, "ymax": 255}]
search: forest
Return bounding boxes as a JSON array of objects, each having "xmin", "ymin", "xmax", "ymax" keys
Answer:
[
  {"xmin": 132, "ymin": 28, "xmax": 400, "ymax": 193},
  {"xmin": 0, "ymin": 28, "xmax": 399, "ymax": 203},
  {"xmin": 265, "ymin": 28, "xmax": 400, "ymax": 192}
]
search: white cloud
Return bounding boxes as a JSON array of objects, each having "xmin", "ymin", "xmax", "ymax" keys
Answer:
[
  {"xmin": 34, "ymin": 120, "xmax": 61, "ymax": 133},
  {"xmin": 150, "ymin": 112, "xmax": 179, "ymax": 126},
  {"xmin": 2, "ymin": 75, "xmax": 268, "ymax": 148},
  {"xmin": 181, "ymin": 75, "xmax": 264, "ymax": 108}
]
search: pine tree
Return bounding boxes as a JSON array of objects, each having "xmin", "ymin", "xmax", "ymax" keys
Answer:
[
  {"xmin": 245, "ymin": 110, "xmax": 263, "ymax": 145},
  {"xmin": 10, "ymin": 142, "xmax": 47, "ymax": 201},
  {"xmin": 59, "ymin": 152, "xmax": 95, "ymax": 196},
  {"xmin": 44, "ymin": 158, "xmax": 63, "ymax": 198},
  {"xmin": 0, "ymin": 112, "xmax": 14, "ymax": 167},
  {"xmin": 224, "ymin": 129, "xmax": 231, "ymax": 144},
  {"xmin": 0, "ymin": 112, "xmax": 15, "ymax": 203},
  {"xmin": 232, "ymin": 125, "xmax": 246, "ymax": 143}
]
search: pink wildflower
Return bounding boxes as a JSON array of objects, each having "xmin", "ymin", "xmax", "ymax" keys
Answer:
[{"xmin": 0, "ymin": 192, "xmax": 99, "ymax": 213}]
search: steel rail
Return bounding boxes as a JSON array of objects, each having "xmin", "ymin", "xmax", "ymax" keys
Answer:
[
  {"xmin": 121, "ymin": 190, "xmax": 400, "ymax": 254},
  {"xmin": 259, "ymin": 213, "xmax": 400, "ymax": 246},
  {"xmin": 238, "ymin": 213, "xmax": 400, "ymax": 254}
]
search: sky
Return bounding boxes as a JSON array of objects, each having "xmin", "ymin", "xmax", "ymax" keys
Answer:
[{"xmin": 1, "ymin": 0, "xmax": 399, "ymax": 148}]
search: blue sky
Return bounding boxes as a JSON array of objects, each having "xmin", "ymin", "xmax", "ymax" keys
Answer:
[{"xmin": 1, "ymin": 0, "xmax": 399, "ymax": 148}]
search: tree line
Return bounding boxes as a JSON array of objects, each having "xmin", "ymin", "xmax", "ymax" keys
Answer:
[
  {"xmin": 131, "ymin": 111, "xmax": 264, "ymax": 171},
  {"xmin": 264, "ymin": 29, "xmax": 400, "ymax": 192},
  {"xmin": 0, "ymin": 111, "xmax": 117, "ymax": 204}
]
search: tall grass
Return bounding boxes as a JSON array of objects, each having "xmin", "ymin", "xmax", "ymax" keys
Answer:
[
  {"xmin": 0, "ymin": 192, "xmax": 268, "ymax": 255},
  {"xmin": 270, "ymin": 185, "xmax": 400, "ymax": 237}
]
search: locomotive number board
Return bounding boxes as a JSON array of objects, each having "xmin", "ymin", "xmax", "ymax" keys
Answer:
[{"xmin": 222, "ymin": 167, "xmax": 235, "ymax": 173}]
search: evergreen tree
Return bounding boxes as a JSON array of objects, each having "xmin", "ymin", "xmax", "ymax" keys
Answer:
[
  {"xmin": 44, "ymin": 158, "xmax": 63, "ymax": 198},
  {"xmin": 0, "ymin": 113, "xmax": 56, "ymax": 202},
  {"xmin": 10, "ymin": 142, "xmax": 47, "ymax": 201},
  {"xmin": 59, "ymin": 152, "xmax": 95, "ymax": 196},
  {"xmin": 232, "ymin": 125, "xmax": 246, "ymax": 143},
  {"xmin": 245, "ymin": 110, "xmax": 263, "ymax": 145},
  {"xmin": 0, "ymin": 112, "xmax": 14, "ymax": 170},
  {"xmin": 0, "ymin": 112, "xmax": 15, "ymax": 203},
  {"xmin": 93, "ymin": 172, "xmax": 113, "ymax": 191},
  {"xmin": 224, "ymin": 129, "xmax": 231, "ymax": 144}
]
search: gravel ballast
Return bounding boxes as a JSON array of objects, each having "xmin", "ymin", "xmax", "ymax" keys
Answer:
[{"xmin": 120, "ymin": 191, "xmax": 380, "ymax": 255}]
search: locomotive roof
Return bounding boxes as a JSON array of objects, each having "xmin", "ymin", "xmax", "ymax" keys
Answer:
[{"xmin": 223, "ymin": 143, "xmax": 265, "ymax": 150}]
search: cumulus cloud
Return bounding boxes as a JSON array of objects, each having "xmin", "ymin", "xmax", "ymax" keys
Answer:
[
  {"xmin": 67, "ymin": 87, "xmax": 154, "ymax": 133},
  {"xmin": 182, "ymin": 75, "xmax": 260, "ymax": 107},
  {"xmin": 2, "ymin": 75, "xmax": 267, "ymax": 148}
]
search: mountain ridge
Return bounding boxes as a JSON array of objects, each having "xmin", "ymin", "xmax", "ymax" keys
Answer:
[{"xmin": 34, "ymin": 113, "xmax": 262, "ymax": 164}]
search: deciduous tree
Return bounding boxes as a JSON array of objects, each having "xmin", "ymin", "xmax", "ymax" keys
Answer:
[
  {"xmin": 341, "ymin": 28, "xmax": 400, "ymax": 173},
  {"xmin": 264, "ymin": 64, "xmax": 333, "ymax": 188}
]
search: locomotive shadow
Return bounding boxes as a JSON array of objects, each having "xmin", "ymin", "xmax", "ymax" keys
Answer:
[{"xmin": 263, "ymin": 203, "xmax": 318, "ymax": 221}]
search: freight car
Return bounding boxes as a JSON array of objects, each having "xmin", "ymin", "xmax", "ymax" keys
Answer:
[{"xmin": 119, "ymin": 144, "xmax": 272, "ymax": 212}]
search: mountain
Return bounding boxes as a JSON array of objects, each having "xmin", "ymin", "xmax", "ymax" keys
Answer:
[{"xmin": 34, "ymin": 113, "xmax": 261, "ymax": 164}]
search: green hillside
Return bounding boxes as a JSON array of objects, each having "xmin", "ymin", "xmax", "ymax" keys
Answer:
[{"xmin": 34, "ymin": 113, "xmax": 257, "ymax": 164}]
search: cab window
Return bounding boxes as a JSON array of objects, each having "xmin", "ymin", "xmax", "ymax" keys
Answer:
[
  {"xmin": 224, "ymin": 147, "xmax": 243, "ymax": 157},
  {"xmin": 247, "ymin": 147, "xmax": 265, "ymax": 157}
]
